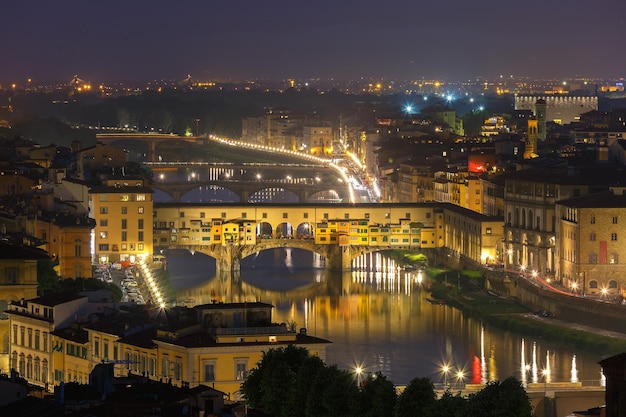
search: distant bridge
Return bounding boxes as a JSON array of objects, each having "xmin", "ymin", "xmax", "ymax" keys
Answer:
[
  {"xmin": 96, "ymin": 133, "xmax": 201, "ymax": 161},
  {"xmin": 143, "ymin": 161, "xmax": 347, "ymax": 203}
]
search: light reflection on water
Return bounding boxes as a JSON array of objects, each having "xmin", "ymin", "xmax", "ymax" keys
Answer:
[{"xmin": 166, "ymin": 248, "xmax": 605, "ymax": 386}]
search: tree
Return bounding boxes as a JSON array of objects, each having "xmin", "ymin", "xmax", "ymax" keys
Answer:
[
  {"xmin": 320, "ymin": 367, "xmax": 360, "ymax": 417},
  {"xmin": 37, "ymin": 259, "xmax": 61, "ymax": 294},
  {"xmin": 394, "ymin": 377, "xmax": 437, "ymax": 417},
  {"xmin": 356, "ymin": 372, "xmax": 397, "ymax": 417},
  {"xmin": 464, "ymin": 376, "xmax": 532, "ymax": 417},
  {"xmin": 240, "ymin": 345, "xmax": 312, "ymax": 417},
  {"xmin": 431, "ymin": 390, "xmax": 467, "ymax": 417}
]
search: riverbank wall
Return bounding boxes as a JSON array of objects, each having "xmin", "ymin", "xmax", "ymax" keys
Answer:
[{"xmin": 486, "ymin": 272, "xmax": 626, "ymax": 335}]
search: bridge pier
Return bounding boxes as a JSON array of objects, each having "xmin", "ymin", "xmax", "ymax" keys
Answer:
[
  {"xmin": 178, "ymin": 242, "xmax": 372, "ymax": 273},
  {"xmin": 216, "ymin": 244, "xmax": 242, "ymax": 272},
  {"xmin": 325, "ymin": 245, "xmax": 358, "ymax": 271}
]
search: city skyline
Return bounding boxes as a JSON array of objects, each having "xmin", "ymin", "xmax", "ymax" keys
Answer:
[{"xmin": 3, "ymin": 0, "xmax": 626, "ymax": 84}]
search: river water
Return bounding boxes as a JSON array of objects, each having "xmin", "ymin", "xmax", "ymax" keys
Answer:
[{"xmin": 164, "ymin": 248, "xmax": 606, "ymax": 387}]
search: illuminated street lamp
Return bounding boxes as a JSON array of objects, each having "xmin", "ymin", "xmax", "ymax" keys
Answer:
[
  {"xmin": 542, "ymin": 369, "xmax": 549, "ymax": 396},
  {"xmin": 455, "ymin": 370, "xmax": 465, "ymax": 388},
  {"xmin": 441, "ymin": 364, "xmax": 450, "ymax": 387},
  {"xmin": 571, "ymin": 281, "xmax": 578, "ymax": 294},
  {"xmin": 355, "ymin": 366, "xmax": 363, "ymax": 386},
  {"xmin": 601, "ymin": 287, "xmax": 608, "ymax": 299}
]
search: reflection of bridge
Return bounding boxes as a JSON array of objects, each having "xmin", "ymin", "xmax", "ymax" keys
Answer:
[{"xmin": 145, "ymin": 161, "xmax": 347, "ymax": 202}]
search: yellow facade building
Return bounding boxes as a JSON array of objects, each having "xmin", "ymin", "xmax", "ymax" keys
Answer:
[
  {"xmin": 0, "ymin": 242, "xmax": 48, "ymax": 371},
  {"xmin": 89, "ymin": 177, "xmax": 154, "ymax": 264},
  {"xmin": 31, "ymin": 212, "xmax": 95, "ymax": 279},
  {"xmin": 555, "ymin": 190, "xmax": 626, "ymax": 297},
  {"xmin": 5, "ymin": 292, "xmax": 90, "ymax": 389}
]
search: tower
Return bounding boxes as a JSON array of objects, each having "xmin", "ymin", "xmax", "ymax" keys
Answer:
[
  {"xmin": 535, "ymin": 99, "xmax": 547, "ymax": 141},
  {"xmin": 524, "ymin": 118, "xmax": 538, "ymax": 159}
]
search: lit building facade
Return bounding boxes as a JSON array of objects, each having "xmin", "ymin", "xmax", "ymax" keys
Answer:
[
  {"xmin": 514, "ymin": 95, "xmax": 598, "ymax": 125},
  {"xmin": 502, "ymin": 170, "xmax": 592, "ymax": 277},
  {"xmin": 89, "ymin": 177, "xmax": 154, "ymax": 264},
  {"xmin": 555, "ymin": 190, "xmax": 626, "ymax": 297},
  {"xmin": 5, "ymin": 293, "xmax": 90, "ymax": 389},
  {"xmin": 0, "ymin": 243, "xmax": 48, "ymax": 372}
]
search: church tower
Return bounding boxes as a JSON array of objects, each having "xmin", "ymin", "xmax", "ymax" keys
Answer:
[{"xmin": 524, "ymin": 118, "xmax": 538, "ymax": 159}]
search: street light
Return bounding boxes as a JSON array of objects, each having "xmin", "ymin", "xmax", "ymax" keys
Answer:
[
  {"xmin": 455, "ymin": 370, "xmax": 465, "ymax": 388},
  {"xmin": 441, "ymin": 364, "xmax": 450, "ymax": 387},
  {"xmin": 355, "ymin": 366, "xmax": 363, "ymax": 387}
]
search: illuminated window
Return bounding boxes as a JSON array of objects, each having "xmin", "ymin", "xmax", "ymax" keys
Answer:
[
  {"xmin": 138, "ymin": 207, "xmax": 144, "ymax": 214},
  {"xmin": 137, "ymin": 194, "xmax": 146, "ymax": 201},
  {"xmin": 120, "ymin": 195, "xmax": 129, "ymax": 202},
  {"xmin": 235, "ymin": 359, "xmax": 248, "ymax": 381},
  {"xmin": 99, "ymin": 231, "xmax": 108, "ymax": 239}
]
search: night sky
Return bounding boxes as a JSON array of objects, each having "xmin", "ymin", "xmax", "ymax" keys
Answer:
[{"xmin": 2, "ymin": 0, "xmax": 625, "ymax": 84}]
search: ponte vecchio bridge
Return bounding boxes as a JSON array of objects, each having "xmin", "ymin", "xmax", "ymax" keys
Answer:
[{"xmin": 153, "ymin": 203, "xmax": 445, "ymax": 271}]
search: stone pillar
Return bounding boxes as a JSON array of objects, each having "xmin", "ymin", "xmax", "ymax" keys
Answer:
[
  {"xmin": 215, "ymin": 245, "xmax": 242, "ymax": 272},
  {"xmin": 298, "ymin": 189, "xmax": 309, "ymax": 203},
  {"xmin": 325, "ymin": 245, "xmax": 353, "ymax": 271},
  {"xmin": 149, "ymin": 141, "xmax": 157, "ymax": 162}
]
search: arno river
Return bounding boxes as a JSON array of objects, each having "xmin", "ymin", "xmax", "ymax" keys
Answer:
[{"xmin": 164, "ymin": 248, "xmax": 606, "ymax": 387}]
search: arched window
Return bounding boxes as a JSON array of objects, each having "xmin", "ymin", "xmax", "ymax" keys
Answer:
[
  {"xmin": 42, "ymin": 359, "xmax": 48, "ymax": 384},
  {"xmin": 34, "ymin": 357, "xmax": 40, "ymax": 382},
  {"xmin": 10, "ymin": 351, "xmax": 17, "ymax": 371},
  {"xmin": 18, "ymin": 353, "xmax": 25, "ymax": 376},
  {"xmin": 26, "ymin": 355, "xmax": 32, "ymax": 379},
  {"xmin": 589, "ymin": 280, "xmax": 598, "ymax": 289},
  {"xmin": 609, "ymin": 280, "xmax": 618, "ymax": 289}
]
